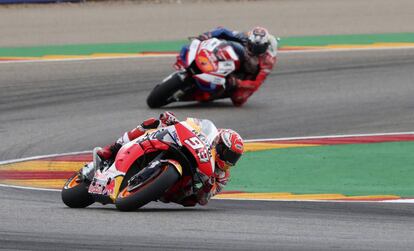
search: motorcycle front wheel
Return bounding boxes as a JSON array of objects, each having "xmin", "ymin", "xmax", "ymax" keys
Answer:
[
  {"xmin": 115, "ymin": 164, "xmax": 180, "ymax": 211},
  {"xmin": 61, "ymin": 172, "xmax": 94, "ymax": 208},
  {"xmin": 146, "ymin": 73, "xmax": 185, "ymax": 108}
]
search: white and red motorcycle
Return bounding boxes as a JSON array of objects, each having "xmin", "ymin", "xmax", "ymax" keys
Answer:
[{"xmin": 146, "ymin": 38, "xmax": 244, "ymax": 108}]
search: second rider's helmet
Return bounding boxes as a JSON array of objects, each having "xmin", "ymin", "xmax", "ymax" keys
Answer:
[
  {"xmin": 247, "ymin": 27, "xmax": 271, "ymax": 56},
  {"xmin": 215, "ymin": 129, "xmax": 244, "ymax": 171}
]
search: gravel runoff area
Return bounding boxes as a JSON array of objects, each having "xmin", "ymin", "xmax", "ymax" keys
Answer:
[{"xmin": 1, "ymin": 0, "xmax": 414, "ymax": 47}]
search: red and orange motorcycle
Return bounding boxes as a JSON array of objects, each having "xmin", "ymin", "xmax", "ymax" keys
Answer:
[{"xmin": 61, "ymin": 118, "xmax": 217, "ymax": 211}]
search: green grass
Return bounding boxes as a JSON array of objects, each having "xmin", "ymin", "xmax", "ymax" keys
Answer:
[
  {"xmin": 226, "ymin": 141, "xmax": 414, "ymax": 197},
  {"xmin": 1, "ymin": 33, "xmax": 414, "ymax": 57}
]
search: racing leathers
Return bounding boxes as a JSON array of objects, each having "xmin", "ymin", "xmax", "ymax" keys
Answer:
[
  {"xmin": 197, "ymin": 27, "xmax": 278, "ymax": 106},
  {"xmin": 94, "ymin": 112, "xmax": 229, "ymax": 207},
  {"xmin": 95, "ymin": 111, "xmax": 179, "ymax": 160}
]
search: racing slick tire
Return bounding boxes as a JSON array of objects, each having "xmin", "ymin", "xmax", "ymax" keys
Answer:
[
  {"xmin": 61, "ymin": 172, "xmax": 94, "ymax": 208},
  {"xmin": 146, "ymin": 73, "xmax": 184, "ymax": 108},
  {"xmin": 115, "ymin": 164, "xmax": 180, "ymax": 211}
]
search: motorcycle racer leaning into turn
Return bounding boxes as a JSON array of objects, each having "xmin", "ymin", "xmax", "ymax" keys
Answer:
[
  {"xmin": 176, "ymin": 26, "xmax": 278, "ymax": 106},
  {"xmin": 82, "ymin": 111, "xmax": 244, "ymax": 207}
]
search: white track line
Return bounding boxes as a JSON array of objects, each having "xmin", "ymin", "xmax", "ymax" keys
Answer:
[
  {"xmin": 1, "ymin": 45, "xmax": 414, "ymax": 64},
  {"xmin": 0, "ymin": 54, "xmax": 176, "ymax": 64},
  {"xmin": 386, "ymin": 199, "xmax": 414, "ymax": 203},
  {"xmin": 0, "ymin": 183, "xmax": 60, "ymax": 192},
  {"xmin": 1, "ymin": 131, "xmax": 413, "ymax": 203},
  {"xmin": 245, "ymin": 131, "xmax": 414, "ymax": 142},
  {"xmin": 0, "ymin": 150, "xmax": 91, "ymax": 165},
  {"xmin": 213, "ymin": 197, "xmax": 414, "ymax": 204},
  {"xmin": 2, "ymin": 131, "xmax": 412, "ymax": 165}
]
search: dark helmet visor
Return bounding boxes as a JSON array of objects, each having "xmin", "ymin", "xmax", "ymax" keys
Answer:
[
  {"xmin": 250, "ymin": 42, "xmax": 269, "ymax": 55},
  {"xmin": 217, "ymin": 143, "xmax": 242, "ymax": 166}
]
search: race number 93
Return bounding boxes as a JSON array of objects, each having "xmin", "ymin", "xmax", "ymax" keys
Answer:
[
  {"xmin": 184, "ymin": 137, "xmax": 210, "ymax": 163},
  {"xmin": 184, "ymin": 137, "xmax": 204, "ymax": 149}
]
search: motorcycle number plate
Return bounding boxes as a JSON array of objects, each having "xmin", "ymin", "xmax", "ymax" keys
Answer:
[
  {"xmin": 88, "ymin": 183, "xmax": 104, "ymax": 194},
  {"xmin": 88, "ymin": 177, "xmax": 107, "ymax": 195}
]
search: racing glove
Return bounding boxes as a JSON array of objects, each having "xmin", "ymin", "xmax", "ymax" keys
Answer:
[
  {"xmin": 197, "ymin": 32, "xmax": 212, "ymax": 41},
  {"xmin": 196, "ymin": 178, "xmax": 216, "ymax": 206},
  {"xmin": 159, "ymin": 111, "xmax": 179, "ymax": 126},
  {"xmin": 141, "ymin": 117, "xmax": 160, "ymax": 129}
]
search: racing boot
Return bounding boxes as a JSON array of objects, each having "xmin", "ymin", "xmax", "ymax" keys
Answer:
[
  {"xmin": 97, "ymin": 142, "xmax": 122, "ymax": 160},
  {"xmin": 81, "ymin": 147, "xmax": 105, "ymax": 181}
]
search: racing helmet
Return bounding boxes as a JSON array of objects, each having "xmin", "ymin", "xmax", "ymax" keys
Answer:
[
  {"xmin": 215, "ymin": 129, "xmax": 244, "ymax": 171},
  {"xmin": 247, "ymin": 27, "xmax": 271, "ymax": 55}
]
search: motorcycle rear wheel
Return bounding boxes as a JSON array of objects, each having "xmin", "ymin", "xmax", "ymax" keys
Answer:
[
  {"xmin": 146, "ymin": 73, "xmax": 184, "ymax": 108},
  {"xmin": 61, "ymin": 172, "xmax": 94, "ymax": 208},
  {"xmin": 115, "ymin": 164, "xmax": 180, "ymax": 211}
]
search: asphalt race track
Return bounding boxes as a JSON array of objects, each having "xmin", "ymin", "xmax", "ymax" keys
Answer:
[
  {"xmin": 2, "ymin": 49, "xmax": 414, "ymax": 160},
  {"xmin": 1, "ymin": 49, "xmax": 414, "ymax": 250},
  {"xmin": 1, "ymin": 187, "xmax": 414, "ymax": 251}
]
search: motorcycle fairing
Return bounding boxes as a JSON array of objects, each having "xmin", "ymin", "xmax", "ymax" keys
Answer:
[
  {"xmin": 189, "ymin": 39, "xmax": 239, "ymax": 92},
  {"xmin": 195, "ymin": 38, "xmax": 239, "ymax": 75},
  {"xmin": 193, "ymin": 73, "xmax": 225, "ymax": 92},
  {"xmin": 114, "ymin": 125, "xmax": 184, "ymax": 176},
  {"xmin": 125, "ymin": 158, "xmax": 183, "ymax": 194},
  {"xmin": 87, "ymin": 162, "xmax": 125, "ymax": 202},
  {"xmin": 175, "ymin": 118, "xmax": 215, "ymax": 176},
  {"xmin": 179, "ymin": 45, "xmax": 189, "ymax": 66},
  {"xmin": 195, "ymin": 49, "xmax": 218, "ymax": 73},
  {"xmin": 186, "ymin": 39, "xmax": 201, "ymax": 67},
  {"xmin": 115, "ymin": 139, "xmax": 165, "ymax": 173},
  {"xmin": 89, "ymin": 131, "xmax": 170, "ymax": 201},
  {"xmin": 87, "ymin": 119, "xmax": 215, "ymax": 202}
]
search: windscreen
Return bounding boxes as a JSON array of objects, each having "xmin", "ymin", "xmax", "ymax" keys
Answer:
[{"xmin": 200, "ymin": 119, "xmax": 219, "ymax": 146}]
